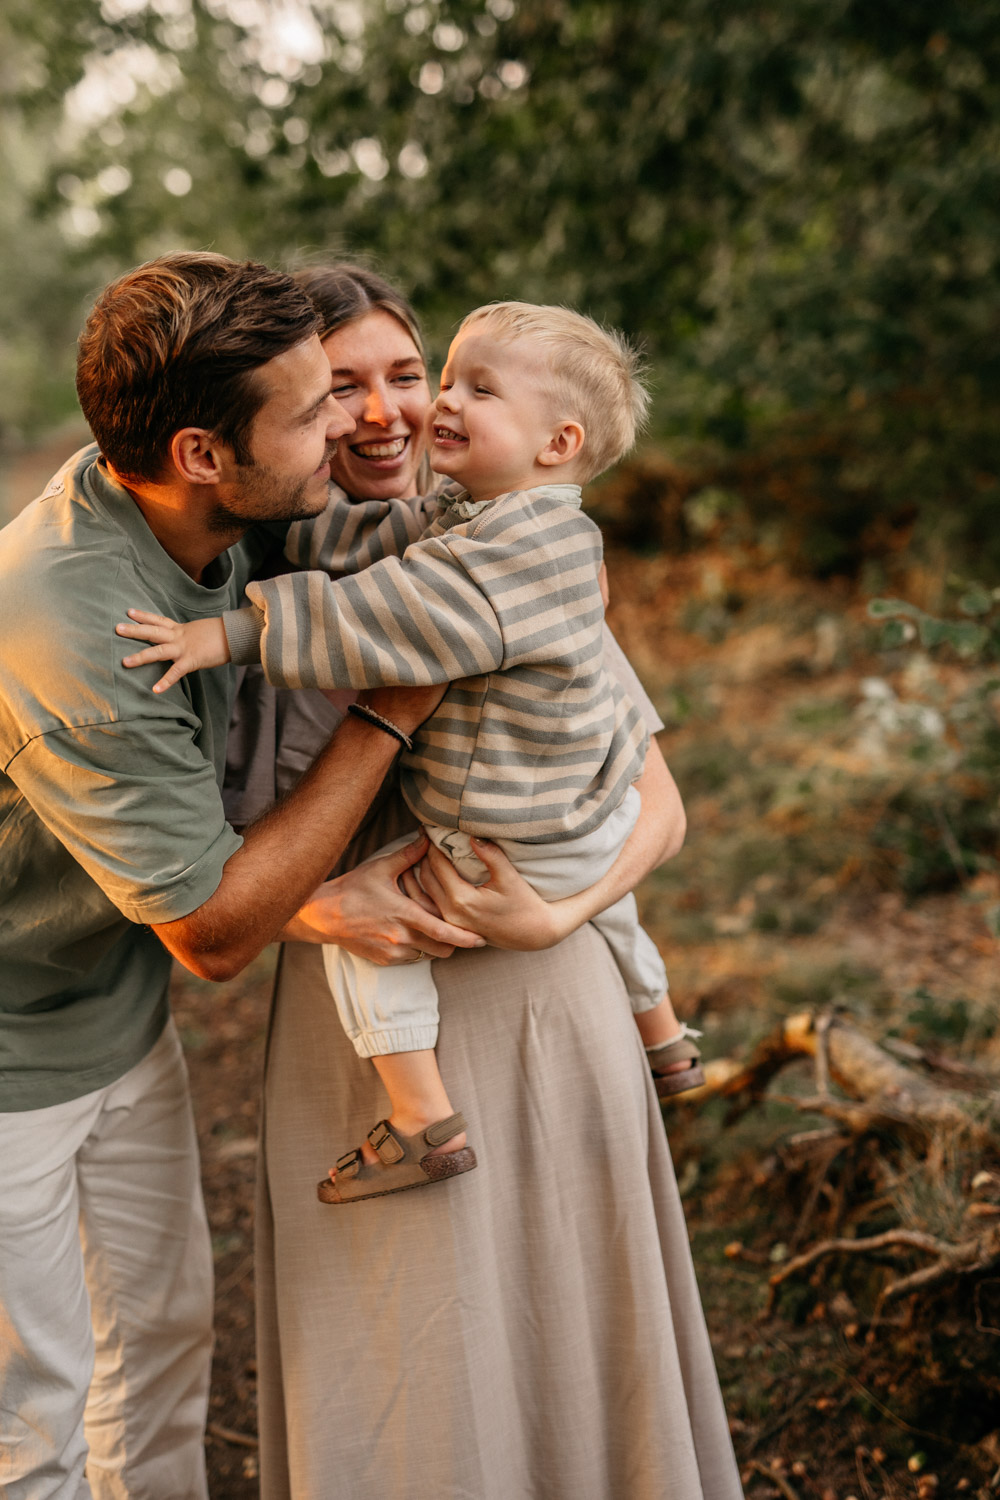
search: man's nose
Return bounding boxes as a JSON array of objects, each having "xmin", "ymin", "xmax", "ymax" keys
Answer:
[
  {"xmin": 327, "ymin": 398, "xmax": 355, "ymax": 440},
  {"xmin": 363, "ymin": 384, "xmax": 400, "ymax": 426}
]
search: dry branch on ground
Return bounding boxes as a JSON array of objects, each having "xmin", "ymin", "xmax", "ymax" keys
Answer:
[
  {"xmin": 673, "ymin": 1010, "xmax": 995, "ymax": 1143},
  {"xmin": 672, "ymin": 1010, "xmax": 1000, "ymax": 1323}
]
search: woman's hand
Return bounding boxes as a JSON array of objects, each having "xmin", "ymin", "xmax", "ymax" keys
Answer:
[
  {"xmin": 413, "ymin": 737, "xmax": 686, "ymax": 952},
  {"xmin": 280, "ymin": 835, "xmax": 486, "ymax": 964},
  {"xmin": 415, "ymin": 839, "xmax": 572, "ymax": 951}
]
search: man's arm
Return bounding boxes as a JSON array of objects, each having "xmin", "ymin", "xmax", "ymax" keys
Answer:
[{"xmin": 152, "ymin": 685, "xmax": 481, "ymax": 981}]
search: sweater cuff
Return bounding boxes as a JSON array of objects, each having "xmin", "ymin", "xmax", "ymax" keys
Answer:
[{"xmin": 223, "ymin": 605, "xmax": 265, "ymax": 665}]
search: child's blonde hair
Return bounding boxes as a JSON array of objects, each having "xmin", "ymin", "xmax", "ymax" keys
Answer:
[{"xmin": 457, "ymin": 301, "xmax": 650, "ymax": 483}]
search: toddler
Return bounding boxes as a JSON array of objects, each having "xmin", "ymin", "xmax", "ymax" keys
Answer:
[{"xmin": 118, "ymin": 302, "xmax": 703, "ymax": 1204}]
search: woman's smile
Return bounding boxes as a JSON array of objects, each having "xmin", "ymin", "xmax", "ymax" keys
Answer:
[{"xmin": 350, "ymin": 434, "xmax": 411, "ymax": 464}]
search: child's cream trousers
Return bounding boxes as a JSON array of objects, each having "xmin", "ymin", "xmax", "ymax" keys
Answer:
[{"xmin": 323, "ymin": 786, "xmax": 668, "ymax": 1058}]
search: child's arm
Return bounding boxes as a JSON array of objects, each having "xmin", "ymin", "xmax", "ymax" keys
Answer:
[
  {"xmin": 241, "ymin": 537, "xmax": 505, "ymax": 691},
  {"xmin": 117, "ymin": 534, "xmax": 507, "ymax": 694},
  {"xmin": 116, "ymin": 610, "xmax": 230, "ymax": 693},
  {"xmin": 284, "ymin": 491, "xmax": 440, "ymax": 578}
]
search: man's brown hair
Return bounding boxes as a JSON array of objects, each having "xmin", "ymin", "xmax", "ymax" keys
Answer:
[{"xmin": 76, "ymin": 251, "xmax": 321, "ymax": 483}]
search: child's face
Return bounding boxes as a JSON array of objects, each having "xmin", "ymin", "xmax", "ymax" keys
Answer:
[{"xmin": 428, "ymin": 328, "xmax": 569, "ymax": 502}]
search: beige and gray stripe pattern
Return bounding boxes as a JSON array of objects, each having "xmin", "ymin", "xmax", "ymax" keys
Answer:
[{"xmin": 233, "ymin": 484, "xmax": 648, "ymax": 842}]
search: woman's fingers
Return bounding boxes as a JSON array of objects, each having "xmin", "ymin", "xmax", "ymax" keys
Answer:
[
  {"xmin": 398, "ymin": 863, "xmax": 439, "ymax": 915},
  {"xmin": 377, "ymin": 834, "xmax": 429, "ymax": 877},
  {"xmin": 418, "ymin": 841, "xmax": 560, "ymax": 951}
]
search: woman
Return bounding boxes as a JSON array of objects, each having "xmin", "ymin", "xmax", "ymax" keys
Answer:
[{"xmin": 231, "ymin": 265, "xmax": 742, "ymax": 1500}]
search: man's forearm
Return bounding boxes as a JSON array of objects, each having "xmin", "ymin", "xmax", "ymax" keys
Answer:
[{"xmin": 152, "ymin": 714, "xmax": 401, "ymax": 980}]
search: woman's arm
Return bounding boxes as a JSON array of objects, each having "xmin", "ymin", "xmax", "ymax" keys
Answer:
[{"xmin": 413, "ymin": 736, "xmax": 685, "ymax": 952}]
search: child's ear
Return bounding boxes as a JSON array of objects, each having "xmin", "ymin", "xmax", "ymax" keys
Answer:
[
  {"xmin": 537, "ymin": 420, "xmax": 585, "ymax": 469},
  {"xmin": 170, "ymin": 428, "xmax": 225, "ymax": 486}
]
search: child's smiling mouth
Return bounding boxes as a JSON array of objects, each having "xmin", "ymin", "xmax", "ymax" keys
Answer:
[{"xmin": 433, "ymin": 426, "xmax": 468, "ymax": 443}]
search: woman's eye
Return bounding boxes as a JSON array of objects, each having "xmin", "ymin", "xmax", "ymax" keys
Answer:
[
  {"xmin": 331, "ymin": 384, "xmax": 357, "ymax": 397},
  {"xmin": 394, "ymin": 374, "xmax": 423, "ymax": 387}
]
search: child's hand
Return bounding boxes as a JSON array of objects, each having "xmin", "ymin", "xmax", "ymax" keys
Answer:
[{"xmin": 116, "ymin": 609, "xmax": 231, "ymax": 693}]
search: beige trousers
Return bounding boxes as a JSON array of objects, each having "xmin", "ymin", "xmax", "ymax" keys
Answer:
[{"xmin": 0, "ymin": 1020, "xmax": 213, "ymax": 1500}]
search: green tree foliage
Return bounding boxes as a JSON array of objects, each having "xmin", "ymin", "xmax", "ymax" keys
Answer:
[{"xmin": 4, "ymin": 0, "xmax": 1000, "ymax": 568}]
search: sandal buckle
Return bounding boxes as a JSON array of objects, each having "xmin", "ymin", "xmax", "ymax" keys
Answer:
[
  {"xmin": 368, "ymin": 1120, "xmax": 404, "ymax": 1164},
  {"xmin": 336, "ymin": 1148, "xmax": 362, "ymax": 1179}
]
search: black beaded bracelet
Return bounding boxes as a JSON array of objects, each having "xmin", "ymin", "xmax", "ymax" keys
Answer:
[{"xmin": 346, "ymin": 702, "xmax": 414, "ymax": 752}]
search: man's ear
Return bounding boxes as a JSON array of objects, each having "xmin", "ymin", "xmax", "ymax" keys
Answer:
[
  {"xmin": 170, "ymin": 428, "xmax": 226, "ymax": 486},
  {"xmin": 537, "ymin": 420, "xmax": 585, "ymax": 469}
]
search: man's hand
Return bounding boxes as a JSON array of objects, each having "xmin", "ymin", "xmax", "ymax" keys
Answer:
[
  {"xmin": 116, "ymin": 609, "xmax": 230, "ymax": 693},
  {"xmin": 282, "ymin": 835, "xmax": 486, "ymax": 963}
]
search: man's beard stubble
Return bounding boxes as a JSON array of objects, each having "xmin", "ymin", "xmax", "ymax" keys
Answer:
[{"xmin": 205, "ymin": 444, "xmax": 337, "ymax": 534}]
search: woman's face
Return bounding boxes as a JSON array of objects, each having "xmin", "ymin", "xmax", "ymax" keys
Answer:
[{"xmin": 321, "ymin": 309, "xmax": 430, "ymax": 500}]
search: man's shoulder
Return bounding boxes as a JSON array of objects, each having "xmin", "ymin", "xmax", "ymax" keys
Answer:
[
  {"xmin": 0, "ymin": 446, "xmax": 134, "ymax": 625},
  {"xmin": 0, "ymin": 446, "xmax": 186, "ymax": 749}
]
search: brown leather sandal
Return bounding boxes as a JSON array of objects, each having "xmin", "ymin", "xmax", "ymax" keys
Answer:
[
  {"xmin": 646, "ymin": 1025, "xmax": 706, "ymax": 1099},
  {"xmin": 317, "ymin": 1112, "xmax": 477, "ymax": 1205}
]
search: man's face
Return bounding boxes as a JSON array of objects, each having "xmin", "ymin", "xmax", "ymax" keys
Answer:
[{"xmin": 211, "ymin": 335, "xmax": 354, "ymax": 529}]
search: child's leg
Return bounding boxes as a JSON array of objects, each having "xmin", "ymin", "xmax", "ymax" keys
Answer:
[
  {"xmin": 321, "ymin": 945, "xmax": 467, "ymax": 1162},
  {"xmin": 320, "ymin": 834, "xmax": 474, "ymax": 1191},
  {"xmin": 366, "ymin": 1051, "xmax": 465, "ymax": 1160},
  {"xmin": 462, "ymin": 794, "xmax": 705, "ymax": 1095},
  {"xmin": 588, "ymin": 899, "xmax": 703, "ymax": 1086},
  {"xmin": 633, "ymin": 994, "xmax": 684, "ymax": 1049}
]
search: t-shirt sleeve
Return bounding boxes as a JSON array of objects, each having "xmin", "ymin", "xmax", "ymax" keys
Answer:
[
  {"xmin": 603, "ymin": 627, "xmax": 664, "ymax": 735},
  {"xmin": 7, "ymin": 716, "xmax": 243, "ymax": 925}
]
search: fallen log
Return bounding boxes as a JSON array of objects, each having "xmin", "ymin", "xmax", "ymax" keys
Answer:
[{"xmin": 668, "ymin": 1011, "xmax": 996, "ymax": 1143}]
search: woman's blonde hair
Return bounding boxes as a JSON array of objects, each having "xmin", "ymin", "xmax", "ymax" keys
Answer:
[{"xmin": 458, "ymin": 301, "xmax": 650, "ymax": 483}]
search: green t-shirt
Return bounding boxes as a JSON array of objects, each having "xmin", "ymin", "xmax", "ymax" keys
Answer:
[{"xmin": 0, "ymin": 445, "xmax": 274, "ymax": 1110}]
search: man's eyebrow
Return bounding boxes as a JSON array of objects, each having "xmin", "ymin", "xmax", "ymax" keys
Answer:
[{"xmin": 294, "ymin": 382, "xmax": 336, "ymax": 419}]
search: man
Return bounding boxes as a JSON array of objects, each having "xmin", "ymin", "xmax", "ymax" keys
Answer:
[{"xmin": 0, "ymin": 253, "xmax": 468, "ymax": 1498}]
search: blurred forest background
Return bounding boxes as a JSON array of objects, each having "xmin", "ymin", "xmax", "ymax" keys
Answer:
[{"xmin": 2, "ymin": 1, "xmax": 999, "ymax": 1494}]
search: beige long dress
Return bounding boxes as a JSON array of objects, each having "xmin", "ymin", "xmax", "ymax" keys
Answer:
[{"xmin": 234, "ymin": 647, "xmax": 742, "ymax": 1500}]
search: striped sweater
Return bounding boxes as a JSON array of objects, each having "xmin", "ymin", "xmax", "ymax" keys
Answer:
[{"xmin": 225, "ymin": 482, "xmax": 649, "ymax": 842}]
